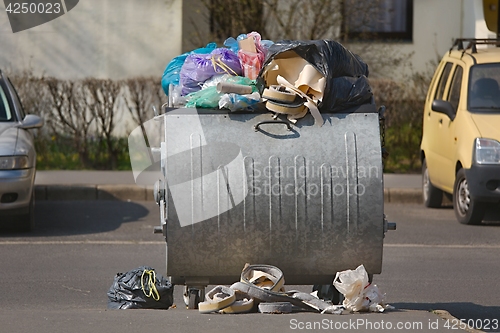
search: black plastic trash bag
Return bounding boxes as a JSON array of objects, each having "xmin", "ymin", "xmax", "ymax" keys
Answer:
[
  {"xmin": 258, "ymin": 39, "xmax": 373, "ymax": 112},
  {"xmin": 107, "ymin": 266, "xmax": 174, "ymax": 309},
  {"xmin": 329, "ymin": 75, "xmax": 373, "ymax": 110}
]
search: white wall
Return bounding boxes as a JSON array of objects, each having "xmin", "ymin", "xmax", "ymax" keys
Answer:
[
  {"xmin": 462, "ymin": 0, "xmax": 496, "ymax": 41},
  {"xmin": 389, "ymin": 0, "xmax": 495, "ymax": 76},
  {"xmin": 0, "ymin": 0, "xmax": 183, "ymax": 79}
]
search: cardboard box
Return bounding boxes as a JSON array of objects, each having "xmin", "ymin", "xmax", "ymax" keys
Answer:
[{"xmin": 238, "ymin": 37, "xmax": 256, "ymax": 53}]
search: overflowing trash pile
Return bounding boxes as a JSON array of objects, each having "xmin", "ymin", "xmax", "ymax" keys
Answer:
[
  {"xmin": 107, "ymin": 264, "xmax": 392, "ymax": 314},
  {"xmin": 161, "ymin": 32, "xmax": 374, "ymax": 125}
]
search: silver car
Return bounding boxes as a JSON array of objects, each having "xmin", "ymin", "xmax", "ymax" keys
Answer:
[{"xmin": 0, "ymin": 70, "xmax": 43, "ymax": 231}]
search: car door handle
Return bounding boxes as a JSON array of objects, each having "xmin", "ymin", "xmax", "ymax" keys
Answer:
[{"xmin": 439, "ymin": 119, "xmax": 443, "ymax": 124}]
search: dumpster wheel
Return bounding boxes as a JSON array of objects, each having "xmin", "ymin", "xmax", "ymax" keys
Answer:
[
  {"xmin": 312, "ymin": 285, "xmax": 343, "ymax": 305},
  {"xmin": 188, "ymin": 289, "xmax": 200, "ymax": 309},
  {"xmin": 184, "ymin": 286, "xmax": 205, "ymax": 309}
]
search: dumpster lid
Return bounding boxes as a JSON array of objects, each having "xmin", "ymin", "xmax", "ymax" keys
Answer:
[{"xmin": 163, "ymin": 100, "xmax": 377, "ymax": 116}]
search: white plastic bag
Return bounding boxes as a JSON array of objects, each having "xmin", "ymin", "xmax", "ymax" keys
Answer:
[
  {"xmin": 219, "ymin": 92, "xmax": 261, "ymax": 111},
  {"xmin": 333, "ymin": 264, "xmax": 390, "ymax": 312}
]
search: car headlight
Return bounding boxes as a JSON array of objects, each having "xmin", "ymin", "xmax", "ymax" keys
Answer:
[
  {"xmin": 0, "ymin": 156, "xmax": 29, "ymax": 170},
  {"xmin": 474, "ymin": 138, "xmax": 500, "ymax": 164}
]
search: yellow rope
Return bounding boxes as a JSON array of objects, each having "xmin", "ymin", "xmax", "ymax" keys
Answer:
[
  {"xmin": 141, "ymin": 269, "xmax": 160, "ymax": 301},
  {"xmin": 211, "ymin": 55, "xmax": 238, "ymax": 76}
]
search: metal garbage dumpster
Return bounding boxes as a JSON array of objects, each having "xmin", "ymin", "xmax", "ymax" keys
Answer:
[{"xmin": 147, "ymin": 101, "xmax": 395, "ymax": 307}]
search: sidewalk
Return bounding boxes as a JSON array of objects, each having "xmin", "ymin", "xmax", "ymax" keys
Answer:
[
  {"xmin": 34, "ymin": 171, "xmax": 423, "ymax": 203},
  {"xmin": 34, "ymin": 170, "xmax": 154, "ymax": 202}
]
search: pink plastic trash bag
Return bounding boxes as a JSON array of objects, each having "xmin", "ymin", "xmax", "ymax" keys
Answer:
[{"xmin": 238, "ymin": 32, "xmax": 267, "ymax": 80}]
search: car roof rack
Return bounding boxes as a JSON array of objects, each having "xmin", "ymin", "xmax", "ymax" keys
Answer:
[{"xmin": 450, "ymin": 38, "xmax": 500, "ymax": 54}]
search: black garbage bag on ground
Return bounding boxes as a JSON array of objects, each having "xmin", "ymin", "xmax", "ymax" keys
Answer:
[
  {"xmin": 258, "ymin": 39, "xmax": 373, "ymax": 112},
  {"xmin": 107, "ymin": 266, "xmax": 174, "ymax": 309}
]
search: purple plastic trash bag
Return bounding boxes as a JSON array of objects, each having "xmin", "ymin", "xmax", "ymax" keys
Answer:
[{"xmin": 180, "ymin": 48, "xmax": 242, "ymax": 96}]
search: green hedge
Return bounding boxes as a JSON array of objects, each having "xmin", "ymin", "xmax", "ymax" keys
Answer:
[
  {"xmin": 11, "ymin": 73, "xmax": 429, "ymax": 173},
  {"xmin": 10, "ymin": 72, "xmax": 165, "ymax": 170},
  {"xmin": 371, "ymin": 74, "xmax": 430, "ymax": 173}
]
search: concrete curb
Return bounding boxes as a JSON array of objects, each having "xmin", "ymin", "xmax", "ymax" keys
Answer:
[
  {"xmin": 384, "ymin": 188, "xmax": 422, "ymax": 204},
  {"xmin": 433, "ymin": 310, "xmax": 485, "ymax": 333},
  {"xmin": 35, "ymin": 185, "xmax": 154, "ymax": 202},
  {"xmin": 36, "ymin": 184, "xmax": 425, "ymax": 204}
]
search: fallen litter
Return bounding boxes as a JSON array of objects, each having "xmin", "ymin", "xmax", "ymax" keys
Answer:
[
  {"xmin": 333, "ymin": 264, "xmax": 394, "ymax": 313},
  {"xmin": 195, "ymin": 263, "xmax": 393, "ymax": 315},
  {"xmin": 106, "ymin": 262, "xmax": 392, "ymax": 313},
  {"xmin": 107, "ymin": 266, "xmax": 174, "ymax": 310},
  {"xmin": 197, "ymin": 264, "xmax": 331, "ymax": 314}
]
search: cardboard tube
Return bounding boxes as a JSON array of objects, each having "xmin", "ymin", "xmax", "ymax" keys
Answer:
[{"xmin": 217, "ymin": 82, "xmax": 253, "ymax": 94}]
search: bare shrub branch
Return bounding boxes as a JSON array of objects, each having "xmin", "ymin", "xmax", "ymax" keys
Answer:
[
  {"xmin": 84, "ymin": 78, "xmax": 122, "ymax": 169},
  {"xmin": 123, "ymin": 77, "xmax": 160, "ymax": 127},
  {"xmin": 45, "ymin": 78, "xmax": 96, "ymax": 168}
]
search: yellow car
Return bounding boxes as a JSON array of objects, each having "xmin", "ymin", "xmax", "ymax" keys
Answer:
[{"xmin": 421, "ymin": 39, "xmax": 500, "ymax": 225}]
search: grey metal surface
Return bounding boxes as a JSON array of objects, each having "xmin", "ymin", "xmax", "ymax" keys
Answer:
[{"xmin": 161, "ymin": 109, "xmax": 385, "ymax": 285}]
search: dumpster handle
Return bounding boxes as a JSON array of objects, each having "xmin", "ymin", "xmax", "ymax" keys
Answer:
[{"xmin": 254, "ymin": 120, "xmax": 292, "ymax": 132}]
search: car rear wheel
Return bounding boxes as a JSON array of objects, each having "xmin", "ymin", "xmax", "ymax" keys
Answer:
[
  {"xmin": 453, "ymin": 168, "xmax": 486, "ymax": 225},
  {"xmin": 422, "ymin": 159, "xmax": 443, "ymax": 208}
]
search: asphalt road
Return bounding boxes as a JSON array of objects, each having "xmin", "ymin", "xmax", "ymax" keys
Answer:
[
  {"xmin": 380, "ymin": 203, "xmax": 500, "ymax": 328},
  {"xmin": 0, "ymin": 201, "xmax": 499, "ymax": 333}
]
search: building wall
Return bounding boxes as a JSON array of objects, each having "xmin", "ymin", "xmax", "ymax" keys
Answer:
[
  {"xmin": 392, "ymin": 0, "xmax": 495, "ymax": 75},
  {"xmin": 181, "ymin": 0, "xmax": 209, "ymax": 52},
  {"xmin": 0, "ymin": 0, "xmax": 183, "ymax": 79},
  {"xmin": 178, "ymin": 0, "xmax": 497, "ymax": 77},
  {"xmin": 0, "ymin": 0, "xmax": 496, "ymax": 80}
]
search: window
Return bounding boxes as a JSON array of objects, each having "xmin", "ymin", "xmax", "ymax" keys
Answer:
[
  {"xmin": 343, "ymin": 0, "xmax": 413, "ymax": 41},
  {"xmin": 435, "ymin": 62, "xmax": 453, "ymax": 100},
  {"xmin": 448, "ymin": 66, "xmax": 463, "ymax": 112},
  {"xmin": 468, "ymin": 63, "xmax": 500, "ymax": 112},
  {"xmin": 6, "ymin": 78, "xmax": 25, "ymax": 120},
  {"xmin": 0, "ymin": 84, "xmax": 13, "ymax": 122}
]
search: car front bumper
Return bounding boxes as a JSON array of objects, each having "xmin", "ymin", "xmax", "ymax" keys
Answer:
[
  {"xmin": 465, "ymin": 164, "xmax": 500, "ymax": 202},
  {"xmin": 0, "ymin": 168, "xmax": 35, "ymax": 213}
]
